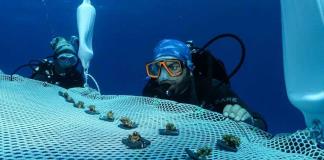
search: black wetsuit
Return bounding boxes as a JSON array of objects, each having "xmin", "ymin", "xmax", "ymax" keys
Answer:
[
  {"xmin": 31, "ymin": 59, "xmax": 84, "ymax": 89},
  {"xmin": 143, "ymin": 51, "xmax": 267, "ymax": 131}
]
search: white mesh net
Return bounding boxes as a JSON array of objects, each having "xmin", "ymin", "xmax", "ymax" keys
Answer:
[{"xmin": 0, "ymin": 73, "xmax": 323, "ymax": 159}]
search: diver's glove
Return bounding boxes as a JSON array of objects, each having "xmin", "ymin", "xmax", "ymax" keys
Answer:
[
  {"xmin": 223, "ymin": 104, "xmax": 252, "ymax": 122},
  {"xmin": 223, "ymin": 104, "xmax": 268, "ymax": 130},
  {"xmin": 50, "ymin": 37, "xmax": 77, "ymax": 56}
]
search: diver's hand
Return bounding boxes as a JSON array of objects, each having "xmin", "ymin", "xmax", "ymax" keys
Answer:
[{"xmin": 223, "ymin": 104, "xmax": 252, "ymax": 121}]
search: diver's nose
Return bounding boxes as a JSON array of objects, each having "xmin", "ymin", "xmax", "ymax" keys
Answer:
[{"xmin": 158, "ymin": 68, "xmax": 169, "ymax": 81}]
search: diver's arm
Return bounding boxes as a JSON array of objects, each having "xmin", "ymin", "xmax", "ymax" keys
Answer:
[
  {"xmin": 30, "ymin": 59, "xmax": 52, "ymax": 79},
  {"xmin": 208, "ymin": 79, "xmax": 247, "ymax": 109},
  {"xmin": 30, "ymin": 63, "xmax": 51, "ymax": 82},
  {"xmin": 210, "ymin": 80, "xmax": 268, "ymax": 131}
]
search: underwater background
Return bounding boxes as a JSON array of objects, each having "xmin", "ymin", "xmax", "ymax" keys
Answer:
[{"xmin": 0, "ymin": 0, "xmax": 305, "ymax": 134}]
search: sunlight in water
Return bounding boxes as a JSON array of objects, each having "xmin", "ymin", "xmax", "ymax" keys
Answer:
[{"xmin": 302, "ymin": 91, "xmax": 324, "ymax": 101}]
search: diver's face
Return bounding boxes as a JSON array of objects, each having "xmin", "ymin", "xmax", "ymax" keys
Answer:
[
  {"xmin": 157, "ymin": 65, "xmax": 188, "ymax": 85},
  {"xmin": 56, "ymin": 53, "xmax": 78, "ymax": 69}
]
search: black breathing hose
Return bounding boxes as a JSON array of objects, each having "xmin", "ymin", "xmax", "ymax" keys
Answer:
[{"xmin": 197, "ymin": 33, "xmax": 246, "ymax": 87}]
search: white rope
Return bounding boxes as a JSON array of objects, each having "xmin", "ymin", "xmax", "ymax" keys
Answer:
[{"xmin": 84, "ymin": 71, "xmax": 101, "ymax": 94}]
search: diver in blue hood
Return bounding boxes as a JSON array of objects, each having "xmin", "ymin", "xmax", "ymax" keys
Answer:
[
  {"xmin": 143, "ymin": 36, "xmax": 267, "ymax": 131},
  {"xmin": 12, "ymin": 36, "xmax": 84, "ymax": 89}
]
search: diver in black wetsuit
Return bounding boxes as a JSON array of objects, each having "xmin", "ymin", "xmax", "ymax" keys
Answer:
[
  {"xmin": 143, "ymin": 38, "xmax": 267, "ymax": 131},
  {"xmin": 25, "ymin": 36, "xmax": 84, "ymax": 89}
]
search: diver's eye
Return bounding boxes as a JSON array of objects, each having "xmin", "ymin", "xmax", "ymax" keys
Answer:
[
  {"xmin": 167, "ymin": 63, "xmax": 180, "ymax": 71},
  {"xmin": 149, "ymin": 63, "xmax": 160, "ymax": 72},
  {"xmin": 58, "ymin": 57, "xmax": 68, "ymax": 61}
]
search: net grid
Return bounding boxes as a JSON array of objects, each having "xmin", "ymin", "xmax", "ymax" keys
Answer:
[{"xmin": 0, "ymin": 74, "xmax": 323, "ymax": 159}]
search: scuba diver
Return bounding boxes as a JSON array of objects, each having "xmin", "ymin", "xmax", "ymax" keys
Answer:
[
  {"xmin": 12, "ymin": 36, "xmax": 84, "ymax": 89},
  {"xmin": 31, "ymin": 36, "xmax": 84, "ymax": 88},
  {"xmin": 143, "ymin": 35, "xmax": 267, "ymax": 131}
]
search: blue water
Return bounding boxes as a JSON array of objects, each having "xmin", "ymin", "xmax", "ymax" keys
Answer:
[{"xmin": 0, "ymin": 0, "xmax": 305, "ymax": 134}]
